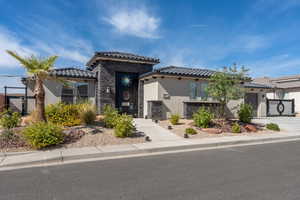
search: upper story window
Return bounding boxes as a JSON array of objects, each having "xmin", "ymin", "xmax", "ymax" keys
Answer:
[{"xmin": 189, "ymin": 81, "xmax": 209, "ymax": 100}]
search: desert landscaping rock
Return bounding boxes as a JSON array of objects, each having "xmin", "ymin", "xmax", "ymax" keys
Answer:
[
  {"xmin": 244, "ymin": 124, "xmax": 258, "ymax": 132},
  {"xmin": 159, "ymin": 119, "xmax": 275, "ymax": 139},
  {"xmin": 201, "ymin": 128, "xmax": 222, "ymax": 134},
  {"xmin": 64, "ymin": 127, "xmax": 145, "ymax": 148}
]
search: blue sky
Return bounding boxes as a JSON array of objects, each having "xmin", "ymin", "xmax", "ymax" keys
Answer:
[{"xmin": 1, "ymin": 0, "xmax": 300, "ymax": 92}]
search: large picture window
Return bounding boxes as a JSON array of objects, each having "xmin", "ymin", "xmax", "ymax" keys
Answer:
[{"xmin": 189, "ymin": 81, "xmax": 209, "ymax": 100}]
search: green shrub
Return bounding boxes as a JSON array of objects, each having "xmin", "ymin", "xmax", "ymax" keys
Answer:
[
  {"xmin": 266, "ymin": 123, "xmax": 280, "ymax": 131},
  {"xmin": 193, "ymin": 107, "xmax": 213, "ymax": 128},
  {"xmin": 185, "ymin": 127, "xmax": 197, "ymax": 135},
  {"xmin": 45, "ymin": 103, "xmax": 81, "ymax": 127},
  {"xmin": 231, "ymin": 122, "xmax": 241, "ymax": 133},
  {"xmin": 103, "ymin": 105, "xmax": 119, "ymax": 128},
  {"xmin": 114, "ymin": 114, "xmax": 134, "ymax": 138},
  {"xmin": 238, "ymin": 103, "xmax": 253, "ymax": 123},
  {"xmin": 170, "ymin": 114, "xmax": 180, "ymax": 125},
  {"xmin": 79, "ymin": 103, "xmax": 96, "ymax": 125},
  {"xmin": 22, "ymin": 122, "xmax": 64, "ymax": 149},
  {"xmin": 0, "ymin": 109, "xmax": 21, "ymax": 129}
]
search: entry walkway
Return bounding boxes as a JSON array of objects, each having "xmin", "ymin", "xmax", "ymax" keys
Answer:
[{"xmin": 134, "ymin": 118, "xmax": 181, "ymax": 142}]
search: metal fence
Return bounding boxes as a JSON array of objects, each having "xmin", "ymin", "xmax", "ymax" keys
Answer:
[{"xmin": 266, "ymin": 99, "xmax": 295, "ymax": 117}]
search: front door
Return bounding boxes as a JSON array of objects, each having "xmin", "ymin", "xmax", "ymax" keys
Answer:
[
  {"xmin": 245, "ymin": 93, "xmax": 258, "ymax": 117},
  {"xmin": 115, "ymin": 72, "xmax": 139, "ymax": 116}
]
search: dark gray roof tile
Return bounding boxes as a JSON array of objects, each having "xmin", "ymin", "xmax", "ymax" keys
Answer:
[
  {"xmin": 50, "ymin": 68, "xmax": 96, "ymax": 79},
  {"xmin": 242, "ymin": 82, "xmax": 273, "ymax": 89},
  {"xmin": 140, "ymin": 66, "xmax": 216, "ymax": 78},
  {"xmin": 95, "ymin": 51, "xmax": 159, "ymax": 64}
]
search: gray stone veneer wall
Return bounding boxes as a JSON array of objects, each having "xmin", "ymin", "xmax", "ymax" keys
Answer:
[
  {"xmin": 92, "ymin": 61, "xmax": 153, "ymax": 114},
  {"xmin": 138, "ymin": 80, "xmax": 144, "ymax": 118}
]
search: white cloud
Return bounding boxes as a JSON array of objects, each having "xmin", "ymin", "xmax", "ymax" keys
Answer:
[
  {"xmin": 104, "ymin": 9, "xmax": 160, "ymax": 39},
  {"xmin": 0, "ymin": 27, "xmax": 36, "ymax": 68},
  {"xmin": 0, "ymin": 25, "xmax": 93, "ymax": 68},
  {"xmin": 246, "ymin": 54, "xmax": 300, "ymax": 77}
]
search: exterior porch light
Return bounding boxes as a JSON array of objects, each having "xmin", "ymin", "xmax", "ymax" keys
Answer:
[{"xmin": 106, "ymin": 86, "xmax": 111, "ymax": 94}]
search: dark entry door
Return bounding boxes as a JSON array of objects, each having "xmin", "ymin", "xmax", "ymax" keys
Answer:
[
  {"xmin": 115, "ymin": 72, "xmax": 139, "ymax": 116},
  {"xmin": 245, "ymin": 93, "xmax": 258, "ymax": 117}
]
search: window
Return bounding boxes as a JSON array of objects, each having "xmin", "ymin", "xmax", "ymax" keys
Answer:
[
  {"xmin": 75, "ymin": 82, "xmax": 89, "ymax": 103},
  {"xmin": 189, "ymin": 81, "xmax": 209, "ymax": 100},
  {"xmin": 61, "ymin": 82, "xmax": 89, "ymax": 104},
  {"xmin": 61, "ymin": 86, "xmax": 74, "ymax": 104}
]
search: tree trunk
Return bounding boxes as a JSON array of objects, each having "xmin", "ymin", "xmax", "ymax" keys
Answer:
[
  {"xmin": 34, "ymin": 77, "xmax": 46, "ymax": 122},
  {"xmin": 220, "ymin": 102, "xmax": 226, "ymax": 119}
]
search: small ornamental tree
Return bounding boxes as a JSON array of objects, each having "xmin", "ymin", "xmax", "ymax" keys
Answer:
[{"xmin": 207, "ymin": 65, "xmax": 249, "ymax": 119}]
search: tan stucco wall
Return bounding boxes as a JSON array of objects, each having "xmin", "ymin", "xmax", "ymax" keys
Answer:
[
  {"xmin": 26, "ymin": 79, "xmax": 96, "ymax": 113},
  {"xmin": 143, "ymin": 79, "xmax": 159, "ymax": 117},
  {"xmin": 143, "ymin": 77, "xmax": 247, "ymax": 119},
  {"xmin": 143, "ymin": 77, "xmax": 268, "ymax": 119}
]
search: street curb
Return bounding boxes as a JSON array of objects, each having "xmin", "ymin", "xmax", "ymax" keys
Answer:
[{"xmin": 2, "ymin": 134, "xmax": 300, "ymax": 169}]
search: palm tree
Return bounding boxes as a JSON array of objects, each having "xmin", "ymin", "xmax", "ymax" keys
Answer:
[{"xmin": 6, "ymin": 50, "xmax": 58, "ymax": 122}]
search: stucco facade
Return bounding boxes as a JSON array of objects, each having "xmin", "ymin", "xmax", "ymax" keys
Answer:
[
  {"xmin": 25, "ymin": 79, "xmax": 96, "ymax": 113},
  {"xmin": 142, "ymin": 76, "xmax": 268, "ymax": 119}
]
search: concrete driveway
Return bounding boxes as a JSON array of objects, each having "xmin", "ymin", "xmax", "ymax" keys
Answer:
[{"xmin": 253, "ymin": 117, "xmax": 300, "ymax": 132}]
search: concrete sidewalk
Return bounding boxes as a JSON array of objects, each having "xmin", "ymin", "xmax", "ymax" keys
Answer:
[
  {"xmin": 1, "ymin": 131, "xmax": 300, "ymax": 170},
  {"xmin": 134, "ymin": 118, "xmax": 181, "ymax": 141}
]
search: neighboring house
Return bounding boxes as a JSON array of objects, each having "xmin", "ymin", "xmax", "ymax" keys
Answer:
[
  {"xmin": 22, "ymin": 51, "xmax": 274, "ymax": 119},
  {"xmin": 254, "ymin": 75, "xmax": 300, "ymax": 116},
  {"xmin": 0, "ymin": 93, "xmax": 27, "ymax": 113}
]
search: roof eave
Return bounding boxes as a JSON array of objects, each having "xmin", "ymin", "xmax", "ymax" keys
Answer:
[
  {"xmin": 87, "ymin": 56, "xmax": 159, "ymax": 68},
  {"xmin": 139, "ymin": 72, "xmax": 212, "ymax": 80}
]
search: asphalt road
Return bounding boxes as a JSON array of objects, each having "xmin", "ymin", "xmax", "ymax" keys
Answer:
[{"xmin": 1, "ymin": 141, "xmax": 300, "ymax": 200}]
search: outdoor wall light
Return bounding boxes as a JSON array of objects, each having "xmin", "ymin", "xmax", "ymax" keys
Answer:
[{"xmin": 106, "ymin": 87, "xmax": 111, "ymax": 94}]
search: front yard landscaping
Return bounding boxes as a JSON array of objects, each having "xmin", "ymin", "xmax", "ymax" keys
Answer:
[
  {"xmin": 159, "ymin": 103, "xmax": 281, "ymax": 139},
  {"xmin": 0, "ymin": 103, "xmax": 145, "ymax": 152},
  {"xmin": 159, "ymin": 118, "xmax": 278, "ymax": 139}
]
